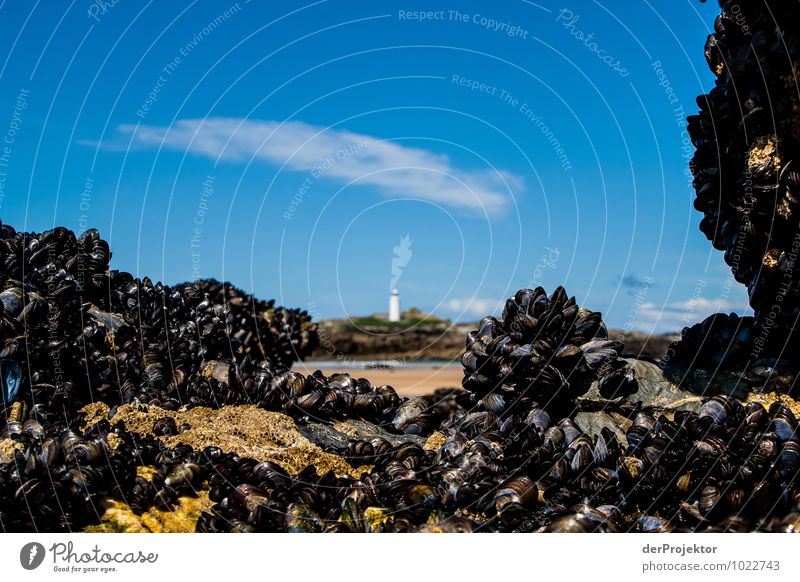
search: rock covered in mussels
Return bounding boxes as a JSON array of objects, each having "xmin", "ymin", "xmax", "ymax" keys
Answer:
[
  {"xmin": 688, "ymin": 0, "xmax": 800, "ymax": 366},
  {"xmin": 665, "ymin": 313, "xmax": 756, "ymax": 371},
  {"xmin": 460, "ymin": 287, "xmax": 636, "ymax": 413},
  {"xmin": 0, "ymin": 386, "xmax": 798, "ymax": 532},
  {"xmin": 173, "ymin": 279, "xmax": 318, "ymax": 369},
  {"xmin": 0, "ymin": 221, "xmax": 318, "ymax": 423},
  {"xmin": 198, "ymin": 391, "xmax": 800, "ymax": 532},
  {"xmin": 5, "ymin": 0, "xmax": 800, "ymax": 533},
  {"xmin": 390, "ymin": 388, "xmax": 466, "ymax": 437},
  {"xmin": 0, "ymin": 419, "xmax": 137, "ymax": 532}
]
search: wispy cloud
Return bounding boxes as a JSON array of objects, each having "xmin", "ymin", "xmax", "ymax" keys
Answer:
[
  {"xmin": 442, "ymin": 296, "xmax": 505, "ymax": 319},
  {"xmin": 666, "ymin": 297, "xmax": 746, "ymax": 312},
  {"xmin": 90, "ymin": 118, "xmax": 521, "ymax": 213},
  {"xmin": 635, "ymin": 296, "xmax": 751, "ymax": 334}
]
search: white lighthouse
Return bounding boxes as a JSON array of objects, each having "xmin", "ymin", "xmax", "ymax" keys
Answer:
[{"xmin": 389, "ymin": 289, "xmax": 401, "ymax": 322}]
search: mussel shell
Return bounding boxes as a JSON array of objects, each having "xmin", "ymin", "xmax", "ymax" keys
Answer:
[
  {"xmin": 635, "ymin": 515, "xmax": 674, "ymax": 533},
  {"xmin": 164, "ymin": 463, "xmax": 202, "ymax": 489},
  {"xmin": 699, "ymin": 395, "xmax": 738, "ymax": 424},
  {"xmin": 492, "ymin": 477, "xmax": 537, "ymax": 512},
  {"xmin": 525, "ymin": 408, "xmax": 551, "ymax": 432},
  {"xmin": 0, "ymin": 359, "xmax": 21, "ymax": 404}
]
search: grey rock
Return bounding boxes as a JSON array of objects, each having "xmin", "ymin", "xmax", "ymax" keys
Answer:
[
  {"xmin": 578, "ymin": 359, "xmax": 703, "ymax": 413},
  {"xmin": 661, "ymin": 362, "xmax": 769, "ymax": 400},
  {"xmin": 574, "ymin": 411, "xmax": 630, "ymax": 448},
  {"xmin": 87, "ymin": 307, "xmax": 126, "ymax": 335},
  {"xmin": 296, "ymin": 418, "xmax": 426, "ymax": 451},
  {"xmin": 628, "ymin": 359, "xmax": 704, "ymax": 412},
  {"xmin": 300, "ymin": 357, "xmax": 773, "ymax": 455}
]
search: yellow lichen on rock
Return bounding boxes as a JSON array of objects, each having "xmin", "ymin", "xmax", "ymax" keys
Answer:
[
  {"xmin": 747, "ymin": 391, "xmax": 800, "ymax": 417},
  {"xmin": 7, "ymin": 402, "xmax": 24, "ymax": 422},
  {"xmin": 81, "ymin": 401, "xmax": 111, "ymax": 429},
  {"xmin": 105, "ymin": 432, "xmax": 122, "ymax": 451},
  {"xmin": 331, "ymin": 420, "xmax": 360, "ymax": 438},
  {"xmin": 78, "ymin": 404, "xmax": 373, "ymax": 532},
  {"xmin": 423, "ymin": 431, "xmax": 447, "ymax": 451},
  {"xmin": 86, "ymin": 492, "xmax": 213, "ymax": 533},
  {"xmin": 140, "ymin": 494, "xmax": 213, "ymax": 533},
  {"xmin": 136, "ymin": 466, "xmax": 158, "ymax": 479},
  {"xmin": 85, "ymin": 498, "xmax": 150, "ymax": 533},
  {"xmin": 747, "ymin": 135, "xmax": 779, "ymax": 176},
  {"xmin": 80, "ymin": 402, "xmax": 367, "ymax": 477},
  {"xmin": 363, "ymin": 506, "xmax": 389, "ymax": 531},
  {"xmin": 0, "ymin": 438, "xmax": 22, "ymax": 463}
]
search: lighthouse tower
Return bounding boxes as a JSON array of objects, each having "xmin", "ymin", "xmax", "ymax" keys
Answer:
[{"xmin": 389, "ymin": 289, "xmax": 401, "ymax": 322}]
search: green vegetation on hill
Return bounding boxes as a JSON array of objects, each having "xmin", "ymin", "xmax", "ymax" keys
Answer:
[{"xmin": 344, "ymin": 309, "xmax": 449, "ymax": 332}]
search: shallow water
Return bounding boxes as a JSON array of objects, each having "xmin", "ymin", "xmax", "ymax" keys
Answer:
[{"xmin": 296, "ymin": 358, "xmax": 461, "ymax": 370}]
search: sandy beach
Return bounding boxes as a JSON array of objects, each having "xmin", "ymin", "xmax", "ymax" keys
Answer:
[{"xmin": 295, "ymin": 361, "xmax": 463, "ymax": 397}]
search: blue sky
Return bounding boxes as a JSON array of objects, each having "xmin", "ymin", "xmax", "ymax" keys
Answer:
[{"xmin": 0, "ymin": 0, "xmax": 750, "ymax": 332}]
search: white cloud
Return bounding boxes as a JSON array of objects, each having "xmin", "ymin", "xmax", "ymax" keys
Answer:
[
  {"xmin": 635, "ymin": 296, "xmax": 752, "ymax": 334},
  {"xmin": 442, "ymin": 297, "xmax": 505, "ymax": 318},
  {"xmin": 93, "ymin": 118, "xmax": 520, "ymax": 213},
  {"xmin": 667, "ymin": 297, "xmax": 748, "ymax": 312}
]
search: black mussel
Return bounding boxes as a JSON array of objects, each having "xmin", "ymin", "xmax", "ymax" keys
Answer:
[
  {"xmin": 153, "ymin": 417, "xmax": 178, "ymax": 436},
  {"xmin": 635, "ymin": 515, "xmax": 674, "ymax": 533},
  {"xmin": 769, "ymin": 403, "xmax": 798, "ymax": 441},
  {"xmin": 699, "ymin": 395, "xmax": 738, "ymax": 424},
  {"xmin": 0, "ymin": 359, "xmax": 21, "ymax": 404},
  {"xmin": 545, "ymin": 504, "xmax": 618, "ymax": 532},
  {"xmin": 491, "ymin": 477, "xmax": 537, "ymax": 513}
]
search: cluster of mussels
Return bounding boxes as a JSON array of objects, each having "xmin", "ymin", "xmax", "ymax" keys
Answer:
[
  {"xmin": 0, "ymin": 418, "xmax": 135, "ymax": 531},
  {"xmin": 0, "ymin": 221, "xmax": 408, "ymax": 531},
  {"xmin": 0, "ymin": 223, "xmax": 321, "ymax": 424},
  {"xmin": 461, "ymin": 287, "xmax": 637, "ymax": 416},
  {"xmin": 665, "ymin": 313, "xmax": 755, "ymax": 371},
  {"xmin": 0, "ymin": 271, "xmax": 798, "ymax": 532},
  {"xmin": 5, "ymin": 0, "xmax": 800, "ymax": 535},
  {"xmin": 157, "ymin": 290, "xmax": 800, "ymax": 532},
  {"xmin": 198, "ymin": 393, "xmax": 800, "ymax": 532},
  {"xmin": 674, "ymin": 0, "xmax": 800, "ymax": 372},
  {"xmin": 6, "ymin": 391, "xmax": 799, "ymax": 532}
]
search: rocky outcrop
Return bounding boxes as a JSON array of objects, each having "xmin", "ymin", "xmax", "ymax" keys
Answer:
[
  {"xmin": 313, "ymin": 320, "xmax": 676, "ymax": 363},
  {"xmin": 313, "ymin": 320, "xmax": 468, "ymax": 361},
  {"xmin": 83, "ymin": 403, "xmax": 371, "ymax": 477}
]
